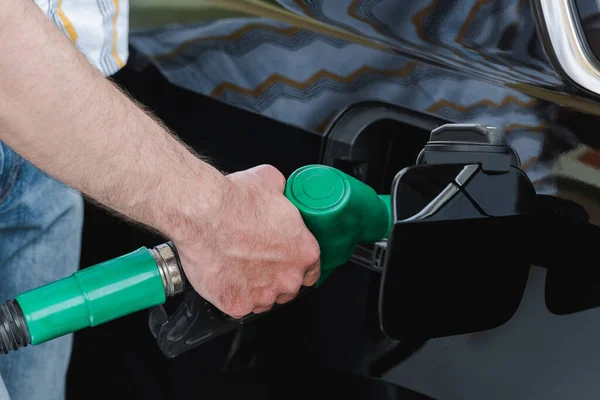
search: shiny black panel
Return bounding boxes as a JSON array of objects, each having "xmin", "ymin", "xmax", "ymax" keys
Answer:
[
  {"xmin": 532, "ymin": 195, "xmax": 600, "ymax": 314},
  {"xmin": 171, "ymin": 368, "xmax": 436, "ymax": 400},
  {"xmin": 380, "ymin": 217, "xmax": 530, "ymax": 341},
  {"xmin": 462, "ymin": 167, "xmax": 536, "ymax": 217},
  {"xmin": 381, "ymin": 164, "xmax": 536, "ymax": 341}
]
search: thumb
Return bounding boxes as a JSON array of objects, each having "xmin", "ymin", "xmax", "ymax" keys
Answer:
[{"xmin": 244, "ymin": 164, "xmax": 287, "ymax": 193}]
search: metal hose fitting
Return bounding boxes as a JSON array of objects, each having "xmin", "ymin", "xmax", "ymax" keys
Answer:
[
  {"xmin": 0, "ymin": 300, "xmax": 30, "ymax": 354},
  {"xmin": 150, "ymin": 242, "xmax": 186, "ymax": 298}
]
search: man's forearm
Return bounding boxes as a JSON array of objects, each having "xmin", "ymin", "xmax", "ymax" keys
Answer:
[
  {"xmin": 0, "ymin": 0, "xmax": 322, "ymax": 321},
  {"xmin": 0, "ymin": 1, "xmax": 228, "ymax": 240}
]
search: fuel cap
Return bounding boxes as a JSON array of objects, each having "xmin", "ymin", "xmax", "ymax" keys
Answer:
[{"xmin": 416, "ymin": 124, "xmax": 520, "ymax": 172}]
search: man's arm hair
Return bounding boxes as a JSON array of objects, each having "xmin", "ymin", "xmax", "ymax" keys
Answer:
[{"xmin": 0, "ymin": 0, "xmax": 229, "ymax": 241}]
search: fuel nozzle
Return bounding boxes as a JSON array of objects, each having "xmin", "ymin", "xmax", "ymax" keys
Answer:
[
  {"xmin": 0, "ymin": 165, "xmax": 393, "ymax": 356},
  {"xmin": 0, "ymin": 242, "xmax": 185, "ymax": 354},
  {"xmin": 151, "ymin": 165, "xmax": 394, "ymax": 358},
  {"xmin": 285, "ymin": 165, "xmax": 392, "ymax": 285}
]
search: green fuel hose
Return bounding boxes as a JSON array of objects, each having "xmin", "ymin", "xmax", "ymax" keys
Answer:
[{"xmin": 0, "ymin": 165, "xmax": 391, "ymax": 354}]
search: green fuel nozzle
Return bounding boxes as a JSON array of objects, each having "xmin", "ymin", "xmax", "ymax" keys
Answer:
[
  {"xmin": 0, "ymin": 165, "xmax": 391, "ymax": 354},
  {"xmin": 0, "ymin": 243, "xmax": 183, "ymax": 354},
  {"xmin": 284, "ymin": 165, "xmax": 391, "ymax": 285}
]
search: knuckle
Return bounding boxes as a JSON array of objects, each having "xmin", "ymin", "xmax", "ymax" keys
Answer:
[
  {"xmin": 306, "ymin": 264, "xmax": 321, "ymax": 278},
  {"xmin": 259, "ymin": 164, "xmax": 286, "ymax": 187},
  {"xmin": 258, "ymin": 163, "xmax": 280, "ymax": 175},
  {"xmin": 302, "ymin": 238, "xmax": 321, "ymax": 266},
  {"xmin": 279, "ymin": 275, "xmax": 302, "ymax": 294},
  {"xmin": 303, "ymin": 267, "xmax": 321, "ymax": 287},
  {"xmin": 256, "ymin": 290, "xmax": 277, "ymax": 308}
]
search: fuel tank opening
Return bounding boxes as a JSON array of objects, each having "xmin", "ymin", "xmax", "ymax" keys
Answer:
[
  {"xmin": 320, "ymin": 102, "xmax": 445, "ymax": 193},
  {"xmin": 320, "ymin": 102, "xmax": 446, "ymax": 273}
]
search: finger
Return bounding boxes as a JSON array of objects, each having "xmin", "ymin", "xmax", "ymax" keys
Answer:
[
  {"xmin": 302, "ymin": 260, "xmax": 321, "ymax": 287},
  {"xmin": 252, "ymin": 305, "xmax": 273, "ymax": 314},
  {"xmin": 227, "ymin": 165, "xmax": 286, "ymax": 192},
  {"xmin": 252, "ymin": 164, "xmax": 286, "ymax": 192},
  {"xmin": 275, "ymin": 292, "xmax": 298, "ymax": 304}
]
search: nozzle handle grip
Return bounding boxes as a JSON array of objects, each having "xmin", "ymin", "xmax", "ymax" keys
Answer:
[
  {"xmin": 285, "ymin": 165, "xmax": 391, "ymax": 285},
  {"xmin": 15, "ymin": 248, "xmax": 165, "ymax": 345}
]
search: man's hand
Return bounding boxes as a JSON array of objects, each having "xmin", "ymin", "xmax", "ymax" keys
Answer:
[
  {"xmin": 0, "ymin": 1, "xmax": 320, "ymax": 318},
  {"xmin": 173, "ymin": 165, "xmax": 321, "ymax": 318}
]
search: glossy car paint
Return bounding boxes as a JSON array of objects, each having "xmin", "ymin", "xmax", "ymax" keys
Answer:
[
  {"xmin": 125, "ymin": 1, "xmax": 600, "ymax": 399},
  {"xmin": 266, "ymin": 2, "xmax": 595, "ymax": 399}
]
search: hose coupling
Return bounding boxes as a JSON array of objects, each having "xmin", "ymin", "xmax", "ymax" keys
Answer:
[{"xmin": 150, "ymin": 242, "xmax": 186, "ymax": 298}]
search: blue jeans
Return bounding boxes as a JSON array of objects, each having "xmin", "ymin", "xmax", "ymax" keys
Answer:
[{"xmin": 0, "ymin": 143, "xmax": 84, "ymax": 400}]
